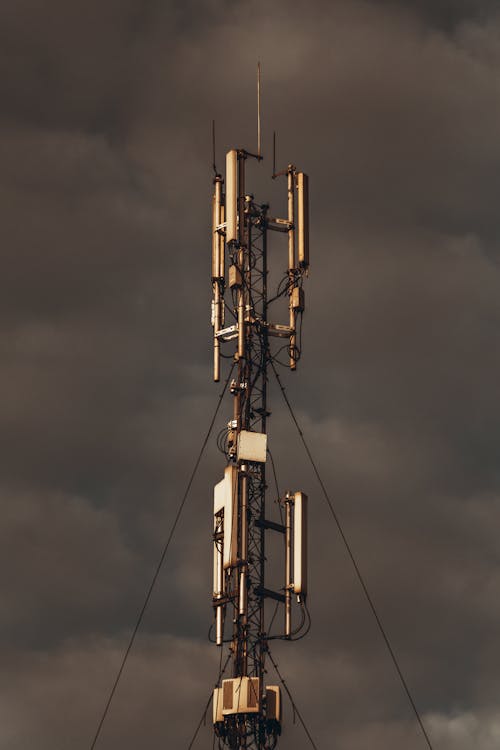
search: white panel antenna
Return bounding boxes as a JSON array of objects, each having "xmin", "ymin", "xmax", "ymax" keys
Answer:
[
  {"xmin": 237, "ymin": 430, "xmax": 267, "ymax": 463},
  {"xmin": 222, "ymin": 677, "xmax": 261, "ymax": 715},
  {"xmin": 297, "ymin": 172, "xmax": 309, "ymax": 269},
  {"xmin": 265, "ymin": 686, "xmax": 282, "ymax": 723},
  {"xmin": 293, "ymin": 492, "xmax": 308, "ymax": 596},
  {"xmin": 213, "ymin": 687, "xmax": 224, "ymax": 723},
  {"xmin": 225, "ymin": 150, "xmax": 238, "ymax": 244},
  {"xmin": 213, "ymin": 465, "xmax": 238, "ymax": 568}
]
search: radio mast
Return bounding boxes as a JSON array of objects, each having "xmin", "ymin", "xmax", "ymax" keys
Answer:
[{"xmin": 210, "ymin": 66, "xmax": 311, "ymax": 750}]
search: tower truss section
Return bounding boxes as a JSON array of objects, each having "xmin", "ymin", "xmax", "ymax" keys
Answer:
[{"xmin": 211, "ymin": 146, "xmax": 310, "ymax": 750}]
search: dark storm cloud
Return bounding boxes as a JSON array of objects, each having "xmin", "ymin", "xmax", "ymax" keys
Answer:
[
  {"xmin": 378, "ymin": 0, "xmax": 498, "ymax": 30},
  {"xmin": 3, "ymin": 0, "xmax": 500, "ymax": 748}
]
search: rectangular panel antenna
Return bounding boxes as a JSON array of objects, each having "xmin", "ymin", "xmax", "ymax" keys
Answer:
[
  {"xmin": 212, "ymin": 177, "xmax": 222, "ymax": 279},
  {"xmin": 293, "ymin": 491, "xmax": 308, "ymax": 595},
  {"xmin": 213, "ymin": 688, "xmax": 224, "ymax": 723},
  {"xmin": 222, "ymin": 677, "xmax": 261, "ymax": 715},
  {"xmin": 226, "ymin": 150, "xmax": 238, "ymax": 243},
  {"xmin": 265, "ymin": 686, "xmax": 282, "ymax": 722},
  {"xmin": 213, "ymin": 511, "xmax": 223, "ymax": 596},
  {"xmin": 237, "ymin": 430, "xmax": 267, "ymax": 463},
  {"xmin": 297, "ymin": 173, "xmax": 309, "ymax": 268},
  {"xmin": 219, "ymin": 203, "xmax": 225, "ymax": 280},
  {"xmin": 214, "ymin": 465, "xmax": 239, "ymax": 568}
]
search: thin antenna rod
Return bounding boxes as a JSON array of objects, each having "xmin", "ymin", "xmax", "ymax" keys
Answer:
[
  {"xmin": 257, "ymin": 62, "xmax": 262, "ymax": 160},
  {"xmin": 272, "ymin": 130, "xmax": 276, "ymax": 178},
  {"xmin": 212, "ymin": 119, "xmax": 217, "ymax": 175}
]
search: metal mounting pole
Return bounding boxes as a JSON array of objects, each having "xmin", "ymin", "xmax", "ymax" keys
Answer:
[
  {"xmin": 285, "ymin": 494, "xmax": 292, "ymax": 637},
  {"xmin": 287, "ymin": 165, "xmax": 297, "ymax": 370}
]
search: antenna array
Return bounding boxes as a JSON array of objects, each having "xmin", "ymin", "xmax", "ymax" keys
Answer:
[{"xmin": 210, "ymin": 69, "xmax": 310, "ymax": 750}]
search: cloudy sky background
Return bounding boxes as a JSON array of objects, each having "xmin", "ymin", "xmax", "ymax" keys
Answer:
[{"xmin": 3, "ymin": 0, "xmax": 500, "ymax": 747}]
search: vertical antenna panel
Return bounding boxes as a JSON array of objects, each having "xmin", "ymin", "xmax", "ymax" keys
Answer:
[
  {"xmin": 297, "ymin": 173, "xmax": 309, "ymax": 269},
  {"xmin": 213, "ymin": 484, "xmax": 225, "ymax": 644},
  {"xmin": 287, "ymin": 166, "xmax": 296, "ymax": 272},
  {"xmin": 214, "ymin": 477, "xmax": 230, "ymax": 568},
  {"xmin": 226, "ymin": 150, "xmax": 238, "ymax": 243},
  {"xmin": 239, "ymin": 470, "xmax": 248, "ymax": 617},
  {"xmin": 212, "ymin": 177, "xmax": 222, "ymax": 279},
  {"xmin": 213, "ymin": 465, "xmax": 239, "ymax": 568},
  {"xmin": 285, "ymin": 498, "xmax": 292, "ymax": 636},
  {"xmin": 226, "ymin": 465, "xmax": 239, "ymax": 568},
  {"xmin": 288, "ymin": 166, "xmax": 297, "ymax": 369},
  {"xmin": 213, "ymin": 326, "xmax": 220, "ymax": 382},
  {"xmin": 265, "ymin": 686, "xmax": 282, "ymax": 722},
  {"xmin": 213, "ymin": 688, "xmax": 223, "ymax": 723},
  {"xmin": 215, "ymin": 602, "xmax": 224, "ymax": 645},
  {"xmin": 219, "ymin": 203, "xmax": 225, "ymax": 281},
  {"xmin": 212, "ymin": 176, "xmax": 223, "ymax": 381},
  {"xmin": 213, "ymin": 513, "xmax": 223, "ymax": 596},
  {"xmin": 293, "ymin": 491, "xmax": 308, "ymax": 595}
]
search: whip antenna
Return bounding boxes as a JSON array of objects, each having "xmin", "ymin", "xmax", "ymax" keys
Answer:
[
  {"xmin": 212, "ymin": 119, "xmax": 218, "ymax": 175},
  {"xmin": 257, "ymin": 62, "xmax": 262, "ymax": 160},
  {"xmin": 272, "ymin": 130, "xmax": 276, "ymax": 178}
]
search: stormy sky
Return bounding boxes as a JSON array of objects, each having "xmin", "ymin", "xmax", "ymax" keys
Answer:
[{"xmin": 3, "ymin": 0, "xmax": 500, "ymax": 748}]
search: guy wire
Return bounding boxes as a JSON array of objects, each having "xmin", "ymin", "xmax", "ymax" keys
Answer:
[
  {"xmin": 89, "ymin": 363, "xmax": 235, "ymax": 750},
  {"xmin": 267, "ymin": 648, "xmax": 319, "ymax": 750},
  {"xmin": 270, "ymin": 360, "xmax": 434, "ymax": 750},
  {"xmin": 187, "ymin": 651, "xmax": 232, "ymax": 750}
]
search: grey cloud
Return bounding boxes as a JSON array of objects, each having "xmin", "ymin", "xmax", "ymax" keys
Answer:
[{"xmin": 3, "ymin": 0, "xmax": 500, "ymax": 747}]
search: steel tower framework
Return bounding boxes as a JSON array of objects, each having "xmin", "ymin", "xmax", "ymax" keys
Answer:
[{"xmin": 211, "ymin": 141, "xmax": 310, "ymax": 750}]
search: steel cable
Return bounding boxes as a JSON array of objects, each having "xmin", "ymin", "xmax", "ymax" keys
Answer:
[
  {"xmin": 267, "ymin": 648, "xmax": 319, "ymax": 750},
  {"xmin": 270, "ymin": 360, "xmax": 434, "ymax": 750},
  {"xmin": 89, "ymin": 363, "xmax": 235, "ymax": 749},
  {"xmin": 187, "ymin": 651, "xmax": 232, "ymax": 750}
]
